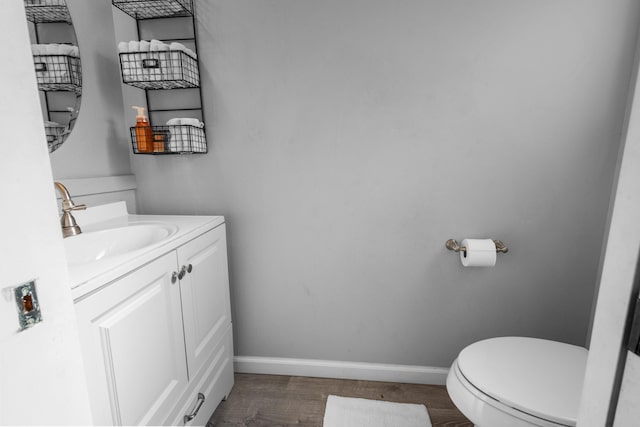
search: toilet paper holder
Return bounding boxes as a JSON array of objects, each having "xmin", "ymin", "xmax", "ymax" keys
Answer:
[{"xmin": 445, "ymin": 239, "xmax": 508, "ymax": 255}]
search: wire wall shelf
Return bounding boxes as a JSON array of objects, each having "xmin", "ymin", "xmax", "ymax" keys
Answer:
[
  {"xmin": 112, "ymin": 0, "xmax": 193, "ymax": 19},
  {"xmin": 119, "ymin": 50, "xmax": 199, "ymax": 89},
  {"xmin": 130, "ymin": 124, "xmax": 207, "ymax": 154},
  {"xmin": 24, "ymin": 0, "xmax": 71, "ymax": 23}
]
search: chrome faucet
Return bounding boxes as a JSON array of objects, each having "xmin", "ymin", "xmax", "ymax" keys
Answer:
[{"xmin": 54, "ymin": 182, "xmax": 86, "ymax": 238}]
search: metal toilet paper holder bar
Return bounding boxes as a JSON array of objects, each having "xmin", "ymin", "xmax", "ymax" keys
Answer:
[{"xmin": 445, "ymin": 239, "xmax": 509, "ymax": 256}]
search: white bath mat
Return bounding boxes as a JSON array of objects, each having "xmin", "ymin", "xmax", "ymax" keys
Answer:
[{"xmin": 323, "ymin": 395, "xmax": 432, "ymax": 427}]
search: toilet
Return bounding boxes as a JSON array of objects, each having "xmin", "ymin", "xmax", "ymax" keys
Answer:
[{"xmin": 446, "ymin": 336, "xmax": 588, "ymax": 427}]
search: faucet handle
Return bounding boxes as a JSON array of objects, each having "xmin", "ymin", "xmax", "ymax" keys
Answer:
[
  {"xmin": 62, "ymin": 203, "xmax": 86, "ymax": 212},
  {"xmin": 68, "ymin": 204, "xmax": 87, "ymax": 211}
]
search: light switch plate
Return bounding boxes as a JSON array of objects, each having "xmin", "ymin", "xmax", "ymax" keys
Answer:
[{"xmin": 14, "ymin": 280, "xmax": 42, "ymax": 330}]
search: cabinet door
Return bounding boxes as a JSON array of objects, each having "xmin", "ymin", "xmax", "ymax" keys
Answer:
[
  {"xmin": 178, "ymin": 225, "xmax": 232, "ymax": 380},
  {"xmin": 75, "ymin": 252, "xmax": 188, "ymax": 426}
]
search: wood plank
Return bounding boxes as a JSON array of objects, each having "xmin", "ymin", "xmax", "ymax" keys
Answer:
[{"xmin": 208, "ymin": 373, "xmax": 472, "ymax": 426}]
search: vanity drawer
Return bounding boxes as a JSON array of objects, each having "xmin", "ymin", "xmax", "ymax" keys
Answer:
[{"xmin": 166, "ymin": 324, "xmax": 234, "ymax": 426}]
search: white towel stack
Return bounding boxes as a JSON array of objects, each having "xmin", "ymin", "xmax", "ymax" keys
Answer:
[
  {"xmin": 32, "ymin": 43, "xmax": 79, "ymax": 57},
  {"xmin": 118, "ymin": 39, "xmax": 196, "ymax": 58},
  {"xmin": 166, "ymin": 118, "xmax": 205, "ymax": 152}
]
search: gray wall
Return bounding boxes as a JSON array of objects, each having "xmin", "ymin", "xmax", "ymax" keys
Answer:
[
  {"xmin": 49, "ymin": 0, "xmax": 131, "ymax": 180},
  {"xmin": 130, "ymin": 0, "xmax": 639, "ymax": 367}
]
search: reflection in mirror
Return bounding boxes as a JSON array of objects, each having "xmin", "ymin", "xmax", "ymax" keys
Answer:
[{"xmin": 24, "ymin": 0, "xmax": 82, "ymax": 153}]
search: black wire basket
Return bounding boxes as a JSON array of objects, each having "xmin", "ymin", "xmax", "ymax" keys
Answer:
[
  {"xmin": 33, "ymin": 54, "xmax": 82, "ymax": 92},
  {"xmin": 119, "ymin": 50, "xmax": 199, "ymax": 89},
  {"xmin": 112, "ymin": 0, "xmax": 193, "ymax": 19},
  {"xmin": 130, "ymin": 124, "xmax": 207, "ymax": 154}
]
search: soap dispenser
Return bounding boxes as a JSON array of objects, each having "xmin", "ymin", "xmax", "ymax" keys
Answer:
[{"xmin": 132, "ymin": 106, "xmax": 153, "ymax": 153}]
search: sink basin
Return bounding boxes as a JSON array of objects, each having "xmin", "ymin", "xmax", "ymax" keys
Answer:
[{"xmin": 64, "ymin": 223, "xmax": 178, "ymax": 266}]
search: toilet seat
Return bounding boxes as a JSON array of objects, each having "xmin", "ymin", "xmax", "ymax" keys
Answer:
[{"xmin": 447, "ymin": 337, "xmax": 588, "ymax": 427}]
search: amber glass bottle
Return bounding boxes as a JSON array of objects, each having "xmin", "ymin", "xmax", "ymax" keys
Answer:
[{"xmin": 132, "ymin": 106, "xmax": 153, "ymax": 153}]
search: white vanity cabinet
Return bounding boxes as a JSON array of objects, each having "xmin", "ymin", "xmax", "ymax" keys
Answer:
[{"xmin": 74, "ymin": 223, "xmax": 233, "ymax": 426}]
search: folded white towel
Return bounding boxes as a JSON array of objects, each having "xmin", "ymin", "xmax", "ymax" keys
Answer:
[
  {"xmin": 128, "ymin": 40, "xmax": 139, "ymax": 52},
  {"xmin": 59, "ymin": 44, "xmax": 74, "ymax": 56},
  {"xmin": 118, "ymin": 41, "xmax": 128, "ymax": 53},
  {"xmin": 150, "ymin": 39, "xmax": 163, "ymax": 51},
  {"xmin": 44, "ymin": 43, "xmax": 59, "ymax": 54}
]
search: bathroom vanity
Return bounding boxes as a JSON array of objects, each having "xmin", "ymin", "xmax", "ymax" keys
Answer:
[{"xmin": 68, "ymin": 203, "xmax": 233, "ymax": 426}]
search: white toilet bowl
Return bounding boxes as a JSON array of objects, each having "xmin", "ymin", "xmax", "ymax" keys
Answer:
[{"xmin": 446, "ymin": 336, "xmax": 587, "ymax": 427}]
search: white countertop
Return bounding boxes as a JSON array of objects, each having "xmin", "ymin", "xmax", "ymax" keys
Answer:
[{"xmin": 68, "ymin": 202, "xmax": 224, "ymax": 301}]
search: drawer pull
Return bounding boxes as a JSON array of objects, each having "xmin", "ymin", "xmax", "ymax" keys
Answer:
[
  {"xmin": 178, "ymin": 266, "xmax": 187, "ymax": 280},
  {"xmin": 187, "ymin": 263, "xmax": 193, "ymax": 273},
  {"xmin": 184, "ymin": 392, "xmax": 205, "ymax": 424}
]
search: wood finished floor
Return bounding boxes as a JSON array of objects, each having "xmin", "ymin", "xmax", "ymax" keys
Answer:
[{"xmin": 208, "ymin": 373, "xmax": 472, "ymax": 427}]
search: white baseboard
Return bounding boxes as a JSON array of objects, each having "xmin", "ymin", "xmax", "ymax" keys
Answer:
[{"xmin": 234, "ymin": 356, "xmax": 449, "ymax": 385}]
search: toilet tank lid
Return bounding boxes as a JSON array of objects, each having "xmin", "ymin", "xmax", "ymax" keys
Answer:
[{"xmin": 457, "ymin": 336, "xmax": 588, "ymax": 426}]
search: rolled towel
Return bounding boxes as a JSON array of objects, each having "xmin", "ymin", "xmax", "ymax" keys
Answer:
[
  {"xmin": 169, "ymin": 42, "xmax": 187, "ymax": 52},
  {"xmin": 128, "ymin": 40, "xmax": 140, "ymax": 52},
  {"xmin": 168, "ymin": 52, "xmax": 180, "ymax": 80},
  {"xmin": 150, "ymin": 39, "xmax": 162, "ymax": 51},
  {"xmin": 184, "ymin": 47, "xmax": 197, "ymax": 59},
  {"xmin": 139, "ymin": 40, "xmax": 151, "ymax": 52},
  {"xmin": 118, "ymin": 41, "xmax": 129, "ymax": 53},
  {"xmin": 180, "ymin": 118, "xmax": 201, "ymax": 127}
]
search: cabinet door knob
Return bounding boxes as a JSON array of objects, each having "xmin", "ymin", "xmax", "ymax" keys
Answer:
[
  {"xmin": 187, "ymin": 263, "xmax": 193, "ymax": 273},
  {"xmin": 178, "ymin": 266, "xmax": 187, "ymax": 280},
  {"xmin": 171, "ymin": 271, "xmax": 178, "ymax": 284},
  {"xmin": 183, "ymin": 392, "xmax": 205, "ymax": 424}
]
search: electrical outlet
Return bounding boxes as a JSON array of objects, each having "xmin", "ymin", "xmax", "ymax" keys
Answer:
[{"xmin": 14, "ymin": 280, "xmax": 42, "ymax": 330}]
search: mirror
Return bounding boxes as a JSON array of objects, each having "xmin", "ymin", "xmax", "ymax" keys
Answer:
[{"xmin": 24, "ymin": 0, "xmax": 82, "ymax": 153}]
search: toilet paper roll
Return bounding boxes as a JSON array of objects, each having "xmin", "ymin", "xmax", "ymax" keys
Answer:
[{"xmin": 460, "ymin": 239, "xmax": 497, "ymax": 267}]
